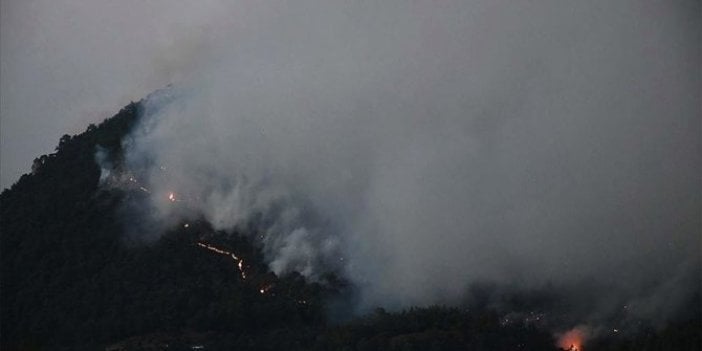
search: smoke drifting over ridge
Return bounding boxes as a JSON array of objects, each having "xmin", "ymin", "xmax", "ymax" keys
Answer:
[{"xmin": 88, "ymin": 0, "xmax": 700, "ymax": 330}]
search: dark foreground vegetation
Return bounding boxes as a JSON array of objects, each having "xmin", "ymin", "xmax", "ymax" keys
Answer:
[{"xmin": 1, "ymin": 98, "xmax": 699, "ymax": 350}]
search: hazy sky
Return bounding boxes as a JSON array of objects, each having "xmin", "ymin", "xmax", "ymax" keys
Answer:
[
  {"xmin": 1, "ymin": 0, "xmax": 225, "ymax": 188},
  {"xmin": 1, "ymin": 1, "xmax": 699, "ymax": 190},
  {"xmin": 2, "ymin": 0, "xmax": 700, "ymax": 329}
]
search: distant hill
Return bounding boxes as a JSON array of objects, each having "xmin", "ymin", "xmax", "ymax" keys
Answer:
[
  {"xmin": 0, "ymin": 98, "xmax": 332, "ymax": 350},
  {"xmin": 1, "ymin": 95, "xmax": 697, "ymax": 351}
]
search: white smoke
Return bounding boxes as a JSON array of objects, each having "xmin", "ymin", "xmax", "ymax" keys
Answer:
[
  {"xmin": 121, "ymin": 85, "xmax": 349, "ymax": 280},
  {"xmin": 94, "ymin": 145, "xmax": 113, "ymax": 185},
  {"xmin": 109, "ymin": 0, "xmax": 698, "ymax": 327}
]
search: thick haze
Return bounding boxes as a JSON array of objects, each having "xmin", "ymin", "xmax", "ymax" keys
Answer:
[
  {"xmin": 1, "ymin": 0, "xmax": 224, "ymax": 188},
  {"xmin": 5, "ymin": 0, "xmax": 701, "ymax": 330}
]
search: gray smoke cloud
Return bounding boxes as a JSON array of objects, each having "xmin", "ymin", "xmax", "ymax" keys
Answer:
[
  {"xmin": 7, "ymin": 0, "xmax": 701, "ymax": 331},
  {"xmin": 118, "ymin": 0, "xmax": 700, "ymax": 324},
  {"xmin": 0, "ymin": 0, "xmax": 225, "ymax": 188}
]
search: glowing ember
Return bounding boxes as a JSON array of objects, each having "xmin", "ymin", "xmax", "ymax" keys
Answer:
[
  {"xmin": 557, "ymin": 326, "xmax": 587, "ymax": 351},
  {"xmin": 183, "ymin": 223, "xmax": 189, "ymax": 228},
  {"xmin": 258, "ymin": 284, "xmax": 273, "ymax": 295},
  {"xmin": 237, "ymin": 258, "xmax": 247, "ymax": 279},
  {"xmin": 197, "ymin": 242, "xmax": 235, "ymax": 257},
  {"xmin": 196, "ymin": 241, "xmax": 246, "ymax": 280}
]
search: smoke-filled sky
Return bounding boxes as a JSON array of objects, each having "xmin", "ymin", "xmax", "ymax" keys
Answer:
[
  {"xmin": 2, "ymin": 0, "xmax": 700, "ymax": 329},
  {"xmin": 1, "ymin": 0, "xmax": 225, "ymax": 188}
]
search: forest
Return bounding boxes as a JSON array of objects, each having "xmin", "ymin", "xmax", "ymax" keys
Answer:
[{"xmin": 1, "ymin": 100, "xmax": 699, "ymax": 351}]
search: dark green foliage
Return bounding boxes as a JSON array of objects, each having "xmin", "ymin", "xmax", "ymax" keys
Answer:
[
  {"xmin": 2, "ymin": 103, "xmax": 141, "ymax": 350},
  {"xmin": 0, "ymin": 102, "xmax": 330, "ymax": 350},
  {"xmin": 2, "ymin": 99, "xmax": 697, "ymax": 351},
  {"xmin": 315, "ymin": 306, "xmax": 555, "ymax": 351},
  {"xmin": 587, "ymin": 317, "xmax": 702, "ymax": 351}
]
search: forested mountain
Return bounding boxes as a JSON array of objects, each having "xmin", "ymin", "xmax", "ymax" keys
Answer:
[{"xmin": 0, "ymin": 98, "xmax": 698, "ymax": 351}]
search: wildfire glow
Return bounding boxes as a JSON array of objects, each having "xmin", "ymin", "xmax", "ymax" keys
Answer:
[
  {"xmin": 197, "ymin": 242, "xmax": 235, "ymax": 257},
  {"xmin": 557, "ymin": 327, "xmax": 587, "ymax": 351},
  {"xmin": 196, "ymin": 241, "xmax": 246, "ymax": 280},
  {"xmin": 259, "ymin": 284, "xmax": 273, "ymax": 295},
  {"xmin": 237, "ymin": 259, "xmax": 246, "ymax": 279}
]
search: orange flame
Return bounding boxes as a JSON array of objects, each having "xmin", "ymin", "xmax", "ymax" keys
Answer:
[
  {"xmin": 196, "ymin": 241, "xmax": 246, "ymax": 280},
  {"xmin": 557, "ymin": 326, "xmax": 587, "ymax": 351}
]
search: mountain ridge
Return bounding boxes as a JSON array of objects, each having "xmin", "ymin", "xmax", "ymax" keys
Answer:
[{"xmin": 1, "ymin": 95, "xmax": 697, "ymax": 351}]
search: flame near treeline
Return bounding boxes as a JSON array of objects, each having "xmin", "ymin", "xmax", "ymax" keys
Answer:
[{"xmin": 92, "ymin": 1, "xmax": 698, "ymax": 347}]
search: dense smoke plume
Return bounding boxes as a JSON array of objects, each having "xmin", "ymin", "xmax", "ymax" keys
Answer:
[{"xmin": 88, "ymin": 0, "xmax": 699, "ymax": 331}]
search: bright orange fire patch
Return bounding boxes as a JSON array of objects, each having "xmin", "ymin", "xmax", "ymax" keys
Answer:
[{"xmin": 557, "ymin": 326, "xmax": 587, "ymax": 351}]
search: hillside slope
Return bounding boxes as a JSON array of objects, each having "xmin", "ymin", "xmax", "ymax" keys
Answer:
[
  {"xmin": 1, "ymin": 96, "xmax": 697, "ymax": 351},
  {"xmin": 0, "ymin": 100, "xmax": 332, "ymax": 350}
]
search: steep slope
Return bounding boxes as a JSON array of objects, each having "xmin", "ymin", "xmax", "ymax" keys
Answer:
[
  {"xmin": 0, "ymin": 99, "xmax": 329, "ymax": 350},
  {"xmin": 3, "ymin": 95, "xmax": 695, "ymax": 351}
]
